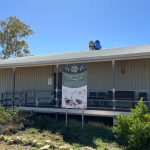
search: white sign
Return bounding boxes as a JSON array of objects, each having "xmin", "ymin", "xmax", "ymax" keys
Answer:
[
  {"xmin": 62, "ymin": 85, "xmax": 87, "ymax": 109},
  {"xmin": 62, "ymin": 64, "xmax": 87, "ymax": 109},
  {"xmin": 48, "ymin": 77, "xmax": 52, "ymax": 85}
]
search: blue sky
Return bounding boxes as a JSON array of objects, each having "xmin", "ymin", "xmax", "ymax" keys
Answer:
[{"xmin": 0, "ymin": 0, "xmax": 150, "ymax": 55}]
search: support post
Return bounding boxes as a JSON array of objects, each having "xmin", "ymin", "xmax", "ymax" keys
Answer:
[
  {"xmin": 65, "ymin": 107, "xmax": 68, "ymax": 126},
  {"xmin": 12, "ymin": 67, "xmax": 16, "ymax": 108},
  {"xmin": 55, "ymin": 64, "xmax": 59, "ymax": 121},
  {"xmin": 112, "ymin": 60, "xmax": 116, "ymax": 111},
  {"xmin": 82, "ymin": 108, "xmax": 84, "ymax": 129},
  {"xmin": 113, "ymin": 116, "xmax": 116, "ymax": 127},
  {"xmin": 35, "ymin": 98, "xmax": 38, "ymax": 107}
]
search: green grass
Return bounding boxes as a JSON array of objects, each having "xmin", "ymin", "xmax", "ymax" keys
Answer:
[{"xmin": 0, "ymin": 127, "xmax": 124, "ymax": 150}]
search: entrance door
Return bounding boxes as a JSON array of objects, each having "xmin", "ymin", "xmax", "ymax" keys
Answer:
[{"xmin": 53, "ymin": 73, "xmax": 62, "ymax": 105}]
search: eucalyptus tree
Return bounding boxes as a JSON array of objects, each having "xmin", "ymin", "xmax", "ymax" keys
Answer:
[{"xmin": 0, "ymin": 16, "xmax": 33, "ymax": 59}]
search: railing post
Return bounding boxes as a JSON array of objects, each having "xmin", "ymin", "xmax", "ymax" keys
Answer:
[
  {"xmin": 35, "ymin": 98, "xmax": 38, "ymax": 107},
  {"xmin": 112, "ymin": 60, "xmax": 116, "ymax": 110}
]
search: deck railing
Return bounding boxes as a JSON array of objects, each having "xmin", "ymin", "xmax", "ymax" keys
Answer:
[{"xmin": 0, "ymin": 90, "xmax": 150, "ymax": 111}]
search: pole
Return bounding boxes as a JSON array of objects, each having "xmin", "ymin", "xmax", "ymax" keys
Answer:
[
  {"xmin": 65, "ymin": 107, "xmax": 68, "ymax": 126},
  {"xmin": 113, "ymin": 116, "xmax": 116, "ymax": 127},
  {"xmin": 35, "ymin": 98, "xmax": 38, "ymax": 107},
  {"xmin": 82, "ymin": 107, "xmax": 84, "ymax": 129},
  {"xmin": 112, "ymin": 60, "xmax": 116, "ymax": 111},
  {"xmin": 55, "ymin": 64, "xmax": 59, "ymax": 121},
  {"xmin": 12, "ymin": 67, "xmax": 16, "ymax": 108}
]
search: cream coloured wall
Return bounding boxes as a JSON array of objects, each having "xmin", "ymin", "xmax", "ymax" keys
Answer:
[{"xmin": 0, "ymin": 58, "xmax": 150, "ymax": 98}]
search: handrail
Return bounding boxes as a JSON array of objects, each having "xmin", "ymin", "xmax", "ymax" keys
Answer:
[{"xmin": 0, "ymin": 90, "xmax": 150, "ymax": 111}]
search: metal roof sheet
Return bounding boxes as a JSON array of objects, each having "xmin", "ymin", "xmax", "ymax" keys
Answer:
[{"xmin": 1, "ymin": 44, "xmax": 150, "ymax": 68}]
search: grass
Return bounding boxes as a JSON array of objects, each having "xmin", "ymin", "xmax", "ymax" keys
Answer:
[
  {"xmin": 0, "ymin": 109, "xmax": 125, "ymax": 150},
  {"xmin": 0, "ymin": 128, "xmax": 124, "ymax": 150}
]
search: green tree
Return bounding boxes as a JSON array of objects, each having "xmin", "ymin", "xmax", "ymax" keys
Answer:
[
  {"xmin": 114, "ymin": 99, "xmax": 150, "ymax": 150},
  {"xmin": 0, "ymin": 16, "xmax": 33, "ymax": 59}
]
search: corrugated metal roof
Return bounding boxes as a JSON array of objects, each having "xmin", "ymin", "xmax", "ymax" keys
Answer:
[{"xmin": 1, "ymin": 44, "xmax": 150, "ymax": 68}]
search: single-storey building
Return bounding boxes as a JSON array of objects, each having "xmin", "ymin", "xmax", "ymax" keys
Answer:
[{"xmin": 0, "ymin": 44, "xmax": 150, "ymax": 117}]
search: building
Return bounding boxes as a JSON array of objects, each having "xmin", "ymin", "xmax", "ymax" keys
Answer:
[{"xmin": 0, "ymin": 44, "xmax": 150, "ymax": 117}]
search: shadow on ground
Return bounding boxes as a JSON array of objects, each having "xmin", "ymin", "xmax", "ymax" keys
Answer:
[{"xmin": 28, "ymin": 114, "xmax": 115, "ymax": 149}]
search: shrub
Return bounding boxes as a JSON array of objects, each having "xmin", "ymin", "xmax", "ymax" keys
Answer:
[
  {"xmin": 113, "ymin": 99, "xmax": 150, "ymax": 150},
  {"xmin": 32, "ymin": 115, "xmax": 54, "ymax": 130},
  {"xmin": 0, "ymin": 124, "xmax": 2, "ymax": 135},
  {"xmin": 0, "ymin": 107, "xmax": 29, "ymax": 134},
  {"xmin": 0, "ymin": 107, "xmax": 18, "ymax": 124},
  {"xmin": 113, "ymin": 115, "xmax": 131, "ymax": 145},
  {"xmin": 28, "ymin": 128, "xmax": 39, "ymax": 134}
]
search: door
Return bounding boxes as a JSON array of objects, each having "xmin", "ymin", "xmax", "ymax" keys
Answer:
[{"xmin": 53, "ymin": 73, "xmax": 62, "ymax": 103}]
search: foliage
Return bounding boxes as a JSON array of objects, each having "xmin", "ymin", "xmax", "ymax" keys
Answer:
[
  {"xmin": 28, "ymin": 128, "xmax": 39, "ymax": 134},
  {"xmin": 0, "ymin": 107, "xmax": 27, "ymax": 134},
  {"xmin": 29, "ymin": 115, "xmax": 116, "ymax": 149},
  {"xmin": 0, "ymin": 16, "xmax": 33, "ymax": 59},
  {"xmin": 0, "ymin": 107, "xmax": 19, "ymax": 124},
  {"xmin": 0, "ymin": 124, "xmax": 2, "ymax": 134},
  {"xmin": 113, "ymin": 99, "xmax": 150, "ymax": 150},
  {"xmin": 0, "ymin": 111, "xmax": 124, "ymax": 149}
]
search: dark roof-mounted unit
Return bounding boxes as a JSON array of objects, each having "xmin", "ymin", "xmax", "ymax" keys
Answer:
[{"xmin": 89, "ymin": 40, "xmax": 102, "ymax": 50}]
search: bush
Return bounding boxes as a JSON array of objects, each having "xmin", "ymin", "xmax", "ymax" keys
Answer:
[
  {"xmin": 28, "ymin": 128, "xmax": 39, "ymax": 134},
  {"xmin": 113, "ymin": 99, "xmax": 150, "ymax": 150},
  {"xmin": 0, "ymin": 107, "xmax": 29, "ymax": 134},
  {"xmin": 32, "ymin": 115, "xmax": 54, "ymax": 130},
  {"xmin": 0, "ymin": 124, "xmax": 2, "ymax": 135},
  {"xmin": 0, "ymin": 107, "xmax": 18, "ymax": 124}
]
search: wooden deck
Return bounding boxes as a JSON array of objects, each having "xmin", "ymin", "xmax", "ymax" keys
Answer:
[{"xmin": 20, "ymin": 106, "xmax": 129, "ymax": 117}]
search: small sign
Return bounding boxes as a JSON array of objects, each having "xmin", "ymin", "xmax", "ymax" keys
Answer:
[{"xmin": 48, "ymin": 77, "xmax": 52, "ymax": 85}]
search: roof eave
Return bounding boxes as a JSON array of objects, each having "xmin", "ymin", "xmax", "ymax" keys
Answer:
[{"xmin": 0, "ymin": 52, "xmax": 150, "ymax": 68}]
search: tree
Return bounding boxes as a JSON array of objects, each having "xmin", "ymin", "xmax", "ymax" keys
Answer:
[
  {"xmin": 113, "ymin": 99, "xmax": 150, "ymax": 150},
  {"xmin": 0, "ymin": 16, "xmax": 33, "ymax": 59}
]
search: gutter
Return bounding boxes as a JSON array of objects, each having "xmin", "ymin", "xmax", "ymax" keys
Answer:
[{"xmin": 0, "ymin": 52, "xmax": 150, "ymax": 68}]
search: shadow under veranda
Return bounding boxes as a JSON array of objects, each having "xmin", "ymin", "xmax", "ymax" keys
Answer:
[{"xmin": 27, "ymin": 114, "xmax": 116, "ymax": 149}]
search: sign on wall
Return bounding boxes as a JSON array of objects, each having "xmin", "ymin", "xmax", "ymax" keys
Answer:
[
  {"xmin": 62, "ymin": 64, "xmax": 87, "ymax": 109},
  {"xmin": 48, "ymin": 77, "xmax": 52, "ymax": 85}
]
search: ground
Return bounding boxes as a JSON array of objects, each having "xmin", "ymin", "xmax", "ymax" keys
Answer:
[
  {"xmin": 0, "ymin": 122, "xmax": 125, "ymax": 150},
  {"xmin": 0, "ymin": 130, "xmax": 124, "ymax": 150},
  {"xmin": 0, "ymin": 108, "xmax": 125, "ymax": 150}
]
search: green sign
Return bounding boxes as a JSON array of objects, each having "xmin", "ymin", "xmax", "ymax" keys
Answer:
[
  {"xmin": 63, "ymin": 64, "xmax": 87, "ymax": 88},
  {"xmin": 63, "ymin": 71, "xmax": 87, "ymax": 88}
]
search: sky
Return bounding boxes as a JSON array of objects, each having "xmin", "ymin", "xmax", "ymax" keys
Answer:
[{"xmin": 0, "ymin": 0, "xmax": 150, "ymax": 55}]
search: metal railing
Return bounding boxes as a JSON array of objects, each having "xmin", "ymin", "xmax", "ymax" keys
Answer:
[{"xmin": 0, "ymin": 90, "xmax": 150, "ymax": 111}]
